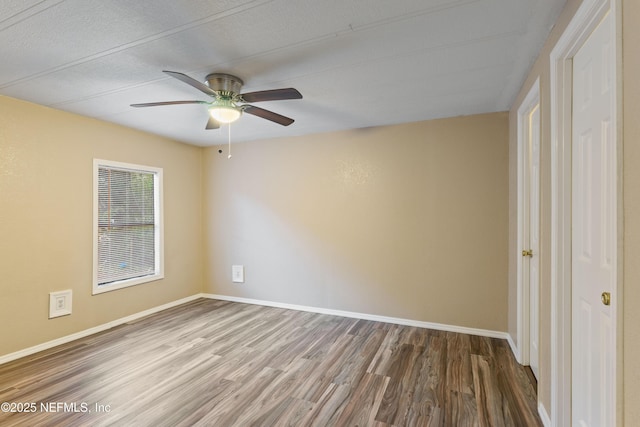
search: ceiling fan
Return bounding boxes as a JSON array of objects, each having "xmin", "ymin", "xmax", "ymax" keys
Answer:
[{"xmin": 131, "ymin": 70, "xmax": 302, "ymax": 129}]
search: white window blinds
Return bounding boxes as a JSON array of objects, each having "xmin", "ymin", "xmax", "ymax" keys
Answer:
[{"xmin": 94, "ymin": 160, "xmax": 163, "ymax": 292}]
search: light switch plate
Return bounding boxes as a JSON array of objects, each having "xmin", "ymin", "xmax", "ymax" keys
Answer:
[
  {"xmin": 232, "ymin": 265, "xmax": 244, "ymax": 283},
  {"xmin": 49, "ymin": 290, "xmax": 72, "ymax": 318}
]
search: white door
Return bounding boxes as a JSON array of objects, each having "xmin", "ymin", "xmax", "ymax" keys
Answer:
[
  {"xmin": 527, "ymin": 104, "xmax": 541, "ymax": 380},
  {"xmin": 571, "ymin": 11, "xmax": 615, "ymax": 427},
  {"xmin": 518, "ymin": 83, "xmax": 540, "ymax": 380}
]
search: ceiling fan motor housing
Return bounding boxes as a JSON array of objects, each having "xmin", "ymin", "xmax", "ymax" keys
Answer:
[{"xmin": 205, "ymin": 73, "xmax": 244, "ymax": 94}]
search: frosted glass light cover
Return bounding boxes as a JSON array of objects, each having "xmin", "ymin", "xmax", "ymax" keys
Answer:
[{"xmin": 209, "ymin": 106, "xmax": 241, "ymax": 123}]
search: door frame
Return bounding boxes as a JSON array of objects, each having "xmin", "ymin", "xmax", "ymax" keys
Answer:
[
  {"xmin": 516, "ymin": 78, "xmax": 540, "ymax": 369},
  {"xmin": 549, "ymin": 0, "xmax": 621, "ymax": 425}
]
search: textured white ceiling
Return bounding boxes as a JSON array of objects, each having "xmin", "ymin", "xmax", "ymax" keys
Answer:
[{"xmin": 0, "ymin": 0, "xmax": 565, "ymax": 146}]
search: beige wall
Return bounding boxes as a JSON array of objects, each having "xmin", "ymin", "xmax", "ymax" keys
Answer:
[
  {"xmin": 203, "ymin": 113, "xmax": 509, "ymax": 331},
  {"xmin": 0, "ymin": 96, "xmax": 203, "ymax": 356},
  {"xmin": 622, "ymin": 0, "xmax": 640, "ymax": 423},
  {"xmin": 509, "ymin": 0, "xmax": 638, "ymax": 423},
  {"xmin": 1, "ymin": 101, "xmax": 509, "ymax": 358}
]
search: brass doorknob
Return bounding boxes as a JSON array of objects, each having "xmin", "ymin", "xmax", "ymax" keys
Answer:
[
  {"xmin": 522, "ymin": 249, "xmax": 533, "ymax": 257},
  {"xmin": 601, "ymin": 292, "xmax": 611, "ymax": 306}
]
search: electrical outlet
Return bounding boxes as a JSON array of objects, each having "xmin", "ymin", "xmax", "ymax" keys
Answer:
[
  {"xmin": 49, "ymin": 290, "xmax": 72, "ymax": 318},
  {"xmin": 232, "ymin": 265, "xmax": 244, "ymax": 283}
]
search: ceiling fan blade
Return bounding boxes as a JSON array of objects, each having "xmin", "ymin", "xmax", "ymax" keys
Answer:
[
  {"xmin": 241, "ymin": 88, "xmax": 302, "ymax": 103},
  {"xmin": 205, "ymin": 115, "xmax": 220, "ymax": 130},
  {"xmin": 131, "ymin": 100, "xmax": 209, "ymax": 107},
  {"xmin": 163, "ymin": 70, "xmax": 218, "ymax": 97},
  {"xmin": 243, "ymin": 105, "xmax": 295, "ymax": 126}
]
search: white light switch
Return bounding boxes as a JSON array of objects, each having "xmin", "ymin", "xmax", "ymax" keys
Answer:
[
  {"xmin": 49, "ymin": 290, "xmax": 72, "ymax": 318},
  {"xmin": 232, "ymin": 265, "xmax": 244, "ymax": 283}
]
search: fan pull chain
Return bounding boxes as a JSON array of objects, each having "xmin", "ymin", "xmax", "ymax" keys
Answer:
[{"xmin": 227, "ymin": 123, "xmax": 232, "ymax": 159}]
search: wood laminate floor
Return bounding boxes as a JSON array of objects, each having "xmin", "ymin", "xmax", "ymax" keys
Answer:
[{"xmin": 0, "ymin": 299, "xmax": 541, "ymax": 426}]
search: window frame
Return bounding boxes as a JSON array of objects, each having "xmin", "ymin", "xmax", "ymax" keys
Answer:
[{"xmin": 92, "ymin": 159, "xmax": 164, "ymax": 295}]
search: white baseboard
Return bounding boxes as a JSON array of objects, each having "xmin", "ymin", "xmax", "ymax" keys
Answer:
[
  {"xmin": 507, "ymin": 333, "xmax": 521, "ymax": 363},
  {"xmin": 204, "ymin": 293, "xmax": 510, "ymax": 340},
  {"xmin": 538, "ymin": 402, "xmax": 551, "ymax": 427},
  {"xmin": 1, "ymin": 292, "xmax": 514, "ymax": 366},
  {"xmin": 0, "ymin": 293, "xmax": 205, "ymax": 366}
]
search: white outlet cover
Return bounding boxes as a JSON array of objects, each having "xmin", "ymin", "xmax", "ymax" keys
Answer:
[
  {"xmin": 232, "ymin": 265, "xmax": 244, "ymax": 283},
  {"xmin": 49, "ymin": 290, "xmax": 72, "ymax": 318}
]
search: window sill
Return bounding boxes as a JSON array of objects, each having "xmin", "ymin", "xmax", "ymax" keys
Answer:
[{"xmin": 92, "ymin": 273, "xmax": 164, "ymax": 295}]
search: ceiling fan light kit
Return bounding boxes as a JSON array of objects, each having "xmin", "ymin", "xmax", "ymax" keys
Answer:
[
  {"xmin": 209, "ymin": 106, "xmax": 241, "ymax": 124},
  {"xmin": 208, "ymin": 101, "xmax": 241, "ymax": 124},
  {"xmin": 131, "ymin": 70, "xmax": 302, "ymax": 130}
]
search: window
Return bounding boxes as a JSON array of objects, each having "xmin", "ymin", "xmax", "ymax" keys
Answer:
[{"xmin": 93, "ymin": 159, "xmax": 163, "ymax": 294}]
